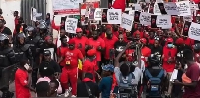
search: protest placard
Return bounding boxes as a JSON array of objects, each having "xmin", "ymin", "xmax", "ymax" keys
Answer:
[
  {"xmin": 139, "ymin": 12, "xmax": 151, "ymax": 26},
  {"xmin": 129, "ymin": 10, "xmax": 135, "ymax": 17},
  {"xmin": 107, "ymin": 9, "xmax": 122, "ymax": 24},
  {"xmin": 120, "ymin": 13, "xmax": 134, "ymax": 31},
  {"xmin": 132, "ymin": 4, "xmax": 142, "ymax": 11},
  {"xmin": 151, "ymin": 15, "xmax": 158, "ymax": 28},
  {"xmin": 183, "ymin": 16, "xmax": 193, "ymax": 22},
  {"xmin": 188, "ymin": 22, "xmax": 200, "ymax": 41},
  {"xmin": 94, "ymin": 8, "xmax": 102, "ymax": 20},
  {"xmin": 164, "ymin": 2, "xmax": 180, "ymax": 15},
  {"xmin": 176, "ymin": 1, "xmax": 191, "ymax": 16},
  {"xmin": 101, "ymin": 9, "xmax": 108, "ymax": 24},
  {"xmin": 89, "ymin": 8, "xmax": 95, "ymax": 20},
  {"xmin": 153, "ymin": 2, "xmax": 161, "ymax": 15},
  {"xmin": 31, "ymin": 7, "xmax": 42, "ymax": 21},
  {"xmin": 134, "ymin": 11, "xmax": 141, "ymax": 23},
  {"xmin": 65, "ymin": 18, "xmax": 78, "ymax": 33},
  {"xmin": 156, "ymin": 15, "xmax": 171, "ymax": 29}
]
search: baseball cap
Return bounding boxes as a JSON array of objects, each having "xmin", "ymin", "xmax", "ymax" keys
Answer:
[{"xmin": 102, "ymin": 64, "xmax": 114, "ymax": 72}]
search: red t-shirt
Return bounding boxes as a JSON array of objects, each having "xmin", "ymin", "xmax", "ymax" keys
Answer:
[
  {"xmin": 57, "ymin": 46, "xmax": 68, "ymax": 66},
  {"xmin": 141, "ymin": 46, "xmax": 151, "ymax": 67},
  {"xmin": 112, "ymin": 31, "xmax": 119, "ymax": 38},
  {"xmin": 72, "ymin": 36, "xmax": 88, "ymax": 56},
  {"xmin": 184, "ymin": 63, "xmax": 200, "ymax": 98},
  {"xmin": 183, "ymin": 38, "xmax": 195, "ymax": 47},
  {"xmin": 148, "ymin": 38, "xmax": 155, "ymax": 45},
  {"xmin": 126, "ymin": 49, "xmax": 135, "ymax": 61},
  {"xmin": 100, "ymin": 32, "xmax": 106, "ymax": 39},
  {"xmin": 162, "ymin": 46, "xmax": 177, "ymax": 72},
  {"xmin": 15, "ymin": 69, "xmax": 31, "ymax": 98},
  {"xmin": 86, "ymin": 37, "xmax": 105, "ymax": 61},
  {"xmin": 82, "ymin": 59, "xmax": 98, "ymax": 81},
  {"xmin": 103, "ymin": 36, "xmax": 118, "ymax": 59},
  {"xmin": 63, "ymin": 48, "xmax": 84, "ymax": 68}
]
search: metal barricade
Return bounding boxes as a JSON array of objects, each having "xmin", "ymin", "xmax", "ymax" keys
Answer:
[{"xmin": 0, "ymin": 64, "xmax": 19, "ymax": 89}]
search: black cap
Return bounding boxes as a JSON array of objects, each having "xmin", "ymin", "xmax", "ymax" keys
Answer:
[{"xmin": 44, "ymin": 50, "xmax": 51, "ymax": 56}]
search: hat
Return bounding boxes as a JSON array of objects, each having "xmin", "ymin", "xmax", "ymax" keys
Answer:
[
  {"xmin": 68, "ymin": 39, "xmax": 75, "ymax": 45},
  {"xmin": 76, "ymin": 28, "xmax": 82, "ymax": 33},
  {"xmin": 102, "ymin": 64, "xmax": 114, "ymax": 72},
  {"xmin": 87, "ymin": 49, "xmax": 96, "ymax": 56},
  {"xmin": 140, "ymin": 38, "xmax": 147, "ymax": 44},
  {"xmin": 166, "ymin": 38, "xmax": 173, "ymax": 43},
  {"xmin": 175, "ymin": 38, "xmax": 184, "ymax": 45},
  {"xmin": 44, "ymin": 50, "xmax": 51, "ymax": 56}
]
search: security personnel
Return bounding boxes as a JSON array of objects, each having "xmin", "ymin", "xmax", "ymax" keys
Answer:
[{"xmin": 0, "ymin": 34, "xmax": 16, "ymax": 98}]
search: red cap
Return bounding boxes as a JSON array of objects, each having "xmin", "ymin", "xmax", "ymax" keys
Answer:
[
  {"xmin": 68, "ymin": 39, "xmax": 75, "ymax": 44},
  {"xmin": 166, "ymin": 38, "xmax": 173, "ymax": 43},
  {"xmin": 87, "ymin": 49, "xmax": 96, "ymax": 56},
  {"xmin": 140, "ymin": 38, "xmax": 147, "ymax": 44},
  {"xmin": 175, "ymin": 38, "xmax": 184, "ymax": 45},
  {"xmin": 76, "ymin": 28, "xmax": 82, "ymax": 33}
]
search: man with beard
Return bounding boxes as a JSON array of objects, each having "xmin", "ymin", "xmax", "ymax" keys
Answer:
[
  {"xmin": 86, "ymin": 30, "xmax": 105, "ymax": 74},
  {"xmin": 114, "ymin": 34, "xmax": 127, "ymax": 62},
  {"xmin": 57, "ymin": 35, "xmax": 68, "ymax": 70},
  {"xmin": 59, "ymin": 39, "xmax": 84, "ymax": 97},
  {"xmin": 0, "ymin": 34, "xmax": 16, "ymax": 98},
  {"xmin": 39, "ymin": 35, "xmax": 57, "ymax": 64},
  {"xmin": 103, "ymin": 30, "xmax": 118, "ymax": 64},
  {"xmin": 72, "ymin": 28, "xmax": 88, "ymax": 57}
]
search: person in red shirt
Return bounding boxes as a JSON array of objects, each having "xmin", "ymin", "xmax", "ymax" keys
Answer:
[
  {"xmin": 59, "ymin": 39, "xmax": 84, "ymax": 97},
  {"xmin": 148, "ymin": 31, "xmax": 155, "ymax": 45},
  {"xmin": 15, "ymin": 60, "xmax": 35, "ymax": 98},
  {"xmin": 86, "ymin": 30, "xmax": 105, "ymax": 74},
  {"xmin": 72, "ymin": 28, "xmax": 88, "ymax": 57},
  {"xmin": 82, "ymin": 49, "xmax": 99, "ymax": 82},
  {"xmin": 183, "ymin": 37, "xmax": 195, "ymax": 48},
  {"xmin": 112, "ymin": 25, "xmax": 119, "ymax": 37},
  {"xmin": 51, "ymin": 16, "xmax": 65, "ymax": 31},
  {"xmin": 103, "ymin": 30, "xmax": 118, "ymax": 64},
  {"xmin": 173, "ymin": 49, "xmax": 200, "ymax": 98},
  {"xmin": 57, "ymin": 36, "xmax": 68, "ymax": 69},
  {"xmin": 123, "ymin": 30, "xmax": 132, "ymax": 42},
  {"xmin": 139, "ymin": 38, "xmax": 151, "ymax": 67},
  {"xmin": 194, "ymin": 43, "xmax": 200, "ymax": 63},
  {"xmin": 162, "ymin": 38, "xmax": 177, "ymax": 97}
]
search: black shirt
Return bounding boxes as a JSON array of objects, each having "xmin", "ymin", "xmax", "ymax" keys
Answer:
[
  {"xmin": 77, "ymin": 81, "xmax": 99, "ymax": 97},
  {"xmin": 39, "ymin": 60, "xmax": 61, "ymax": 73},
  {"xmin": 40, "ymin": 44, "xmax": 57, "ymax": 60},
  {"xmin": 0, "ymin": 26, "xmax": 12, "ymax": 35},
  {"xmin": 114, "ymin": 41, "xmax": 127, "ymax": 56}
]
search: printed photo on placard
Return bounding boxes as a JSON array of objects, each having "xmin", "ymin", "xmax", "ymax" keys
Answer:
[
  {"xmin": 101, "ymin": 9, "xmax": 108, "ymax": 24},
  {"xmin": 158, "ymin": 3, "xmax": 167, "ymax": 14},
  {"xmin": 151, "ymin": 15, "xmax": 158, "ymax": 28},
  {"xmin": 89, "ymin": 8, "xmax": 95, "ymax": 20},
  {"xmin": 183, "ymin": 21, "xmax": 191, "ymax": 36},
  {"xmin": 134, "ymin": 11, "xmax": 141, "ymax": 23},
  {"xmin": 148, "ymin": 3, "xmax": 154, "ymax": 14},
  {"xmin": 81, "ymin": 15, "xmax": 89, "ymax": 25}
]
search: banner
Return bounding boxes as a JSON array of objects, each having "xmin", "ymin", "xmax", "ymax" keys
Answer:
[
  {"xmin": 65, "ymin": 18, "xmax": 78, "ymax": 33},
  {"xmin": 52, "ymin": 0, "xmax": 83, "ymax": 15},
  {"xmin": 94, "ymin": 8, "xmax": 102, "ymax": 20},
  {"xmin": 156, "ymin": 15, "xmax": 172, "ymax": 29},
  {"xmin": 121, "ymin": 13, "xmax": 134, "ymax": 31},
  {"xmin": 107, "ymin": 9, "xmax": 122, "ymax": 24},
  {"xmin": 176, "ymin": 1, "xmax": 191, "ymax": 16},
  {"xmin": 139, "ymin": 12, "xmax": 151, "ymax": 26},
  {"xmin": 164, "ymin": 2, "xmax": 180, "ymax": 15},
  {"xmin": 188, "ymin": 22, "xmax": 200, "ymax": 41}
]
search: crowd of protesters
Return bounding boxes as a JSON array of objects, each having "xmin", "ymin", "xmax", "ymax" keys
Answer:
[{"xmin": 0, "ymin": 1, "xmax": 200, "ymax": 98}]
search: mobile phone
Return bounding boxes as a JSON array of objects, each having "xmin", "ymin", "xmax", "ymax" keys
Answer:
[{"xmin": 24, "ymin": 63, "xmax": 30, "ymax": 70}]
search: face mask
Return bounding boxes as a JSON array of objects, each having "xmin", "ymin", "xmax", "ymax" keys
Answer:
[{"xmin": 167, "ymin": 44, "xmax": 173, "ymax": 48}]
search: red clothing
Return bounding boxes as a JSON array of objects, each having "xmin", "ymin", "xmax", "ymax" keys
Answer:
[
  {"xmin": 63, "ymin": 48, "xmax": 84, "ymax": 69},
  {"xmin": 112, "ymin": 31, "xmax": 119, "ymax": 37},
  {"xmin": 72, "ymin": 36, "xmax": 88, "ymax": 56},
  {"xmin": 148, "ymin": 38, "xmax": 155, "ymax": 45},
  {"xmin": 15, "ymin": 69, "xmax": 31, "ymax": 98},
  {"xmin": 57, "ymin": 46, "xmax": 68, "ymax": 66},
  {"xmin": 100, "ymin": 32, "xmax": 106, "ymax": 39},
  {"xmin": 51, "ymin": 19, "xmax": 64, "ymax": 31},
  {"xmin": 162, "ymin": 46, "xmax": 177, "ymax": 72},
  {"xmin": 82, "ymin": 59, "xmax": 98, "ymax": 81},
  {"xmin": 103, "ymin": 36, "xmax": 118, "ymax": 59},
  {"xmin": 194, "ymin": 52, "xmax": 200, "ymax": 63},
  {"xmin": 183, "ymin": 38, "xmax": 195, "ymax": 47},
  {"xmin": 111, "ymin": 73, "xmax": 118, "ymax": 91},
  {"xmin": 141, "ymin": 46, "xmax": 151, "ymax": 67},
  {"xmin": 86, "ymin": 37, "xmax": 105, "ymax": 61},
  {"xmin": 183, "ymin": 63, "xmax": 200, "ymax": 98},
  {"xmin": 13, "ymin": 16, "xmax": 19, "ymax": 35},
  {"xmin": 126, "ymin": 49, "xmax": 135, "ymax": 61},
  {"xmin": 60, "ymin": 67, "xmax": 78, "ymax": 95}
]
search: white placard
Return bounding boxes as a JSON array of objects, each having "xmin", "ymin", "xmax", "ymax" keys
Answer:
[
  {"xmin": 176, "ymin": 1, "xmax": 191, "ymax": 16},
  {"xmin": 65, "ymin": 18, "xmax": 78, "ymax": 33},
  {"xmin": 132, "ymin": 4, "xmax": 142, "ymax": 11},
  {"xmin": 170, "ymin": 69, "xmax": 178, "ymax": 81},
  {"xmin": 156, "ymin": 15, "xmax": 172, "ymax": 29},
  {"xmin": 164, "ymin": 2, "xmax": 180, "ymax": 15},
  {"xmin": 107, "ymin": 9, "xmax": 122, "ymax": 24},
  {"xmin": 94, "ymin": 8, "xmax": 102, "ymax": 20},
  {"xmin": 129, "ymin": 10, "xmax": 135, "ymax": 17},
  {"xmin": 120, "ymin": 13, "xmax": 134, "ymax": 31},
  {"xmin": 188, "ymin": 22, "xmax": 200, "ymax": 41},
  {"xmin": 139, "ymin": 12, "xmax": 151, "ymax": 26},
  {"xmin": 153, "ymin": 3, "xmax": 161, "ymax": 15},
  {"xmin": 183, "ymin": 16, "xmax": 193, "ymax": 22},
  {"xmin": 31, "ymin": 7, "xmax": 42, "ymax": 21}
]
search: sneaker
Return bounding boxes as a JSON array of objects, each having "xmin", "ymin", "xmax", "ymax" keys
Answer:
[
  {"xmin": 64, "ymin": 90, "xmax": 70, "ymax": 97},
  {"xmin": 69, "ymin": 87, "xmax": 72, "ymax": 92},
  {"xmin": 71, "ymin": 95, "xmax": 77, "ymax": 97}
]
